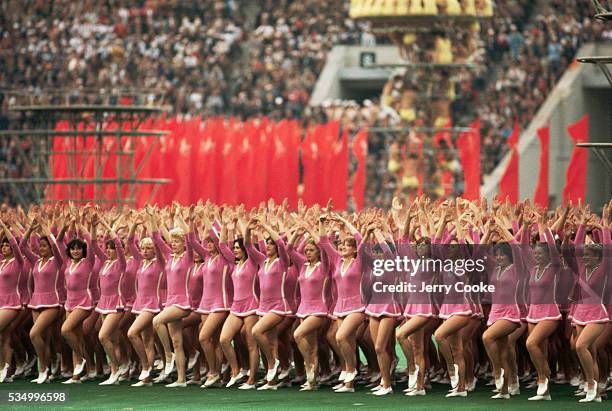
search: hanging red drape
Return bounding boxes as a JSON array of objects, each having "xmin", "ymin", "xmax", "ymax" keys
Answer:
[
  {"xmin": 563, "ymin": 115, "xmax": 589, "ymax": 204},
  {"xmin": 533, "ymin": 125, "xmax": 550, "ymax": 208},
  {"xmin": 457, "ymin": 118, "xmax": 481, "ymax": 200},
  {"xmin": 499, "ymin": 121, "xmax": 520, "ymax": 204},
  {"xmin": 351, "ymin": 128, "xmax": 368, "ymax": 210},
  {"xmin": 329, "ymin": 128, "xmax": 349, "ymax": 209}
]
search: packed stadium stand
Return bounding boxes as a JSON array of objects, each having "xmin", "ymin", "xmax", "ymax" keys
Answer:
[{"xmin": 0, "ymin": 0, "xmax": 610, "ymax": 207}]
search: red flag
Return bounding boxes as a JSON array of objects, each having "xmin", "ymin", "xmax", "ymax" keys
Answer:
[
  {"xmin": 329, "ymin": 129, "xmax": 349, "ymax": 209},
  {"xmin": 286, "ymin": 121, "xmax": 300, "ymax": 208},
  {"xmin": 218, "ymin": 118, "xmax": 240, "ymax": 204},
  {"xmin": 499, "ymin": 121, "xmax": 520, "ymax": 204},
  {"xmin": 49, "ymin": 121, "xmax": 70, "ymax": 202},
  {"xmin": 268, "ymin": 120, "xmax": 292, "ymax": 204},
  {"xmin": 457, "ymin": 119, "xmax": 481, "ymax": 200},
  {"xmin": 563, "ymin": 115, "xmax": 589, "ymax": 204},
  {"xmin": 433, "ymin": 118, "xmax": 453, "ymax": 148},
  {"xmin": 534, "ymin": 125, "xmax": 550, "ymax": 208},
  {"xmin": 351, "ymin": 129, "xmax": 368, "ymax": 210},
  {"xmin": 172, "ymin": 117, "xmax": 198, "ymax": 204},
  {"xmin": 237, "ymin": 119, "xmax": 257, "ymax": 207},
  {"xmin": 316, "ymin": 121, "xmax": 340, "ymax": 205},
  {"xmin": 301, "ymin": 126, "xmax": 318, "ymax": 206}
]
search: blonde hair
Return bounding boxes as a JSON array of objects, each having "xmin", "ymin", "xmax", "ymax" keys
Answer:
[
  {"xmin": 169, "ymin": 227, "xmax": 186, "ymax": 239},
  {"xmin": 139, "ymin": 237, "xmax": 153, "ymax": 248}
]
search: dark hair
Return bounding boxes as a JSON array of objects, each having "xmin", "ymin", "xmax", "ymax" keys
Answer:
[
  {"xmin": 66, "ymin": 239, "xmax": 87, "ymax": 259},
  {"xmin": 535, "ymin": 242, "xmax": 550, "ymax": 254},
  {"xmin": 584, "ymin": 244, "xmax": 603, "ymax": 260},
  {"xmin": 493, "ymin": 242, "xmax": 513, "ymax": 263},
  {"xmin": 233, "ymin": 238, "xmax": 247, "ymax": 258},
  {"xmin": 416, "ymin": 237, "xmax": 431, "ymax": 246},
  {"xmin": 1, "ymin": 236, "xmax": 8, "ymax": 245},
  {"xmin": 343, "ymin": 237, "xmax": 357, "ymax": 249},
  {"xmin": 105, "ymin": 239, "xmax": 124, "ymax": 250},
  {"xmin": 39, "ymin": 236, "xmax": 50, "ymax": 246}
]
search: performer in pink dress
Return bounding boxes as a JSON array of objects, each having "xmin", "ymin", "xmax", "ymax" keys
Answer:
[
  {"xmin": 20, "ymin": 218, "xmax": 65, "ymax": 384},
  {"xmin": 362, "ymin": 223, "xmax": 400, "ymax": 396},
  {"xmin": 0, "ymin": 219, "xmax": 25, "ymax": 383},
  {"xmin": 251, "ymin": 219, "xmax": 291, "ymax": 390},
  {"xmin": 319, "ymin": 214, "xmax": 364, "ymax": 393},
  {"xmin": 396, "ymin": 213, "xmax": 439, "ymax": 397},
  {"xmin": 570, "ymin": 208, "xmax": 610, "ymax": 402},
  {"xmin": 60, "ymin": 217, "xmax": 96, "ymax": 384},
  {"xmin": 287, "ymin": 219, "xmax": 332, "ymax": 391},
  {"xmin": 192, "ymin": 212, "xmax": 235, "ymax": 389},
  {"xmin": 127, "ymin": 217, "xmax": 166, "ymax": 387},
  {"xmin": 480, "ymin": 218, "xmax": 525, "ymax": 399},
  {"xmin": 91, "ymin": 217, "xmax": 128, "ymax": 385},
  {"xmin": 523, "ymin": 216, "xmax": 562, "ymax": 400},
  {"xmin": 220, "ymin": 219, "xmax": 261, "ymax": 390},
  {"xmin": 150, "ymin": 206, "xmax": 193, "ymax": 388}
]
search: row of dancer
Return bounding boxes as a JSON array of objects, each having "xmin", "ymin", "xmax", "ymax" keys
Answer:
[{"xmin": 0, "ymin": 198, "xmax": 610, "ymax": 402}]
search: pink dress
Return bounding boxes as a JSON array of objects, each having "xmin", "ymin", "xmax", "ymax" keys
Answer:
[
  {"xmin": 398, "ymin": 239, "xmax": 438, "ymax": 318},
  {"xmin": 93, "ymin": 238, "xmax": 127, "ymax": 314},
  {"xmin": 288, "ymin": 242, "xmax": 332, "ymax": 318},
  {"xmin": 256, "ymin": 238, "xmax": 292, "ymax": 316},
  {"xmin": 123, "ymin": 252, "xmax": 139, "ymax": 308},
  {"xmin": 154, "ymin": 231, "xmax": 193, "ymax": 310},
  {"xmin": 131, "ymin": 233, "xmax": 166, "ymax": 314},
  {"xmin": 230, "ymin": 240, "xmax": 261, "ymax": 317},
  {"xmin": 525, "ymin": 229, "xmax": 562, "ymax": 323},
  {"xmin": 64, "ymin": 235, "xmax": 96, "ymax": 311},
  {"xmin": 433, "ymin": 238, "xmax": 472, "ymax": 319},
  {"xmin": 192, "ymin": 231, "xmax": 234, "ymax": 314},
  {"xmin": 20, "ymin": 235, "xmax": 65, "ymax": 309},
  {"xmin": 364, "ymin": 239, "xmax": 403, "ymax": 318},
  {"xmin": 571, "ymin": 225, "xmax": 610, "ymax": 325},
  {"xmin": 188, "ymin": 262, "xmax": 204, "ymax": 310},
  {"xmin": 320, "ymin": 234, "xmax": 366, "ymax": 317},
  {"xmin": 0, "ymin": 236, "xmax": 25, "ymax": 309}
]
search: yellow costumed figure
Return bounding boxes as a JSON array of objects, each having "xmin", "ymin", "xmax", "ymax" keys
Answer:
[
  {"xmin": 423, "ymin": 0, "xmax": 438, "ymax": 14},
  {"xmin": 409, "ymin": 0, "xmax": 424, "ymax": 15}
]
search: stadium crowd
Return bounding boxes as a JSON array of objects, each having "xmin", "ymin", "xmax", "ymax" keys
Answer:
[{"xmin": 0, "ymin": 0, "xmax": 610, "ymax": 207}]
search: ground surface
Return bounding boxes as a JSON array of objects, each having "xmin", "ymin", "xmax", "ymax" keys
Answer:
[{"xmin": 0, "ymin": 378, "xmax": 606, "ymax": 410}]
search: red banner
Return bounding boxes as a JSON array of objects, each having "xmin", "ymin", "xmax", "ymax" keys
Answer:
[
  {"xmin": 563, "ymin": 115, "xmax": 589, "ymax": 204},
  {"xmin": 534, "ymin": 125, "xmax": 550, "ymax": 208},
  {"xmin": 499, "ymin": 121, "xmax": 520, "ymax": 204},
  {"xmin": 351, "ymin": 129, "xmax": 368, "ymax": 210},
  {"xmin": 457, "ymin": 119, "xmax": 481, "ymax": 200},
  {"xmin": 50, "ymin": 116, "xmax": 353, "ymax": 209}
]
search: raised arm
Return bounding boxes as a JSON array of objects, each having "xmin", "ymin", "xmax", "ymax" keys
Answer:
[
  {"xmin": 259, "ymin": 220, "xmax": 290, "ymax": 267},
  {"xmin": 286, "ymin": 242, "xmax": 307, "ymax": 272},
  {"xmin": 101, "ymin": 217, "xmax": 126, "ymax": 270},
  {"xmin": 152, "ymin": 230, "xmax": 171, "ymax": 260},
  {"xmin": 19, "ymin": 220, "xmax": 39, "ymax": 263},
  {"xmin": 127, "ymin": 221, "xmax": 144, "ymax": 262},
  {"xmin": 0, "ymin": 220, "xmax": 24, "ymax": 266}
]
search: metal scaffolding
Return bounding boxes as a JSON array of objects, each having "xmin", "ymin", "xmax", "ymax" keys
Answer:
[
  {"xmin": 577, "ymin": 2, "xmax": 612, "ymax": 177},
  {"xmin": 0, "ymin": 105, "xmax": 170, "ymax": 207}
]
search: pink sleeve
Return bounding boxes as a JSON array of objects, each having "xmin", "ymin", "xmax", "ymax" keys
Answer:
[
  {"xmin": 319, "ymin": 236, "xmax": 341, "ymax": 266},
  {"xmin": 128, "ymin": 236, "xmax": 143, "ymax": 261},
  {"xmin": 19, "ymin": 237, "xmax": 37, "ymax": 264},
  {"xmin": 245, "ymin": 240, "xmax": 266, "ymax": 266},
  {"xmin": 114, "ymin": 237, "xmax": 127, "ymax": 272},
  {"xmin": 91, "ymin": 236, "xmax": 107, "ymax": 262},
  {"xmin": 275, "ymin": 238, "xmax": 290, "ymax": 268},
  {"xmin": 217, "ymin": 241, "xmax": 235, "ymax": 265},
  {"xmin": 49, "ymin": 235, "xmax": 64, "ymax": 267},
  {"xmin": 286, "ymin": 243, "xmax": 306, "ymax": 272},
  {"xmin": 152, "ymin": 231, "xmax": 171, "ymax": 260}
]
